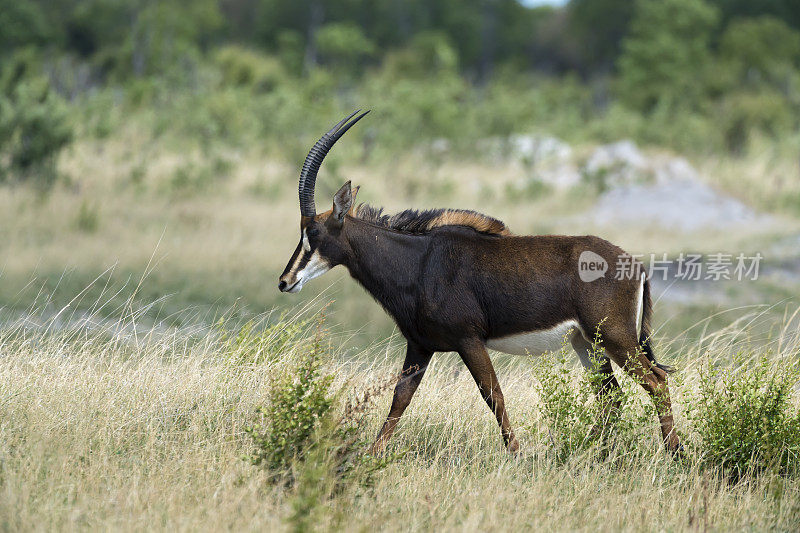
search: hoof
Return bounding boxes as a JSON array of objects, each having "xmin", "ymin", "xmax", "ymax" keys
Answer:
[
  {"xmin": 668, "ymin": 442, "xmax": 686, "ymax": 459},
  {"xmin": 507, "ymin": 438, "xmax": 521, "ymax": 456}
]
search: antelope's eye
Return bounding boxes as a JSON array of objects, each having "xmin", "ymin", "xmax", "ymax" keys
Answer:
[{"xmin": 307, "ymin": 226, "xmax": 320, "ymax": 237}]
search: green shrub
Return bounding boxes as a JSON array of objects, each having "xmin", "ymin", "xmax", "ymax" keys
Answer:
[
  {"xmin": 281, "ymin": 376, "xmax": 403, "ymax": 532},
  {"xmin": 717, "ymin": 90, "xmax": 795, "ymax": 155},
  {"xmin": 588, "ymin": 103, "xmax": 645, "ymax": 143},
  {"xmin": 719, "ymin": 16, "xmax": 800, "ymax": 86},
  {"xmin": 382, "ymin": 31, "xmax": 459, "ymax": 79},
  {"xmin": 532, "ymin": 331, "xmax": 656, "ymax": 463},
  {"xmin": 316, "ymin": 23, "xmax": 376, "ymax": 75},
  {"xmin": 165, "ymin": 156, "xmax": 231, "ymax": 195},
  {"xmin": 213, "ymin": 46, "xmax": 287, "ymax": 92},
  {"xmin": 0, "ymin": 55, "xmax": 73, "ymax": 188},
  {"xmin": 96, "ymin": 0, "xmax": 222, "ymax": 82},
  {"xmin": 0, "ymin": 0, "xmax": 49, "ymax": 49},
  {"xmin": 246, "ymin": 336, "xmax": 334, "ymax": 477},
  {"xmin": 616, "ymin": 0, "xmax": 719, "ymax": 112},
  {"xmin": 275, "ymin": 30, "xmax": 305, "ymax": 75},
  {"xmin": 244, "ymin": 329, "xmax": 399, "ymax": 488},
  {"xmin": 688, "ymin": 354, "xmax": 800, "ymax": 481},
  {"xmin": 639, "ymin": 100, "xmax": 723, "ymax": 154}
]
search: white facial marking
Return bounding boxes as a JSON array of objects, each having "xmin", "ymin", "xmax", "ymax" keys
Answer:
[
  {"xmin": 302, "ymin": 229, "xmax": 311, "ymax": 252},
  {"xmin": 288, "ymin": 250, "xmax": 331, "ymax": 293},
  {"xmin": 487, "ymin": 320, "xmax": 582, "ymax": 357}
]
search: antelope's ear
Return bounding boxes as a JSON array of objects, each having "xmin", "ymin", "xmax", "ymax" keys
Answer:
[
  {"xmin": 349, "ymin": 185, "xmax": 360, "ymax": 214},
  {"xmin": 331, "ymin": 180, "xmax": 353, "ymax": 225}
]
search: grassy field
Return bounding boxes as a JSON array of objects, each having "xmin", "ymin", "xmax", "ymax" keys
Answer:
[
  {"xmin": 4, "ymin": 3, "xmax": 800, "ymax": 529},
  {"xmin": 1, "ymin": 131, "xmax": 798, "ymax": 346},
  {"xmin": 0, "ymin": 306, "xmax": 798, "ymax": 531},
  {"xmin": 1, "ymin": 118, "xmax": 799, "ymax": 531}
]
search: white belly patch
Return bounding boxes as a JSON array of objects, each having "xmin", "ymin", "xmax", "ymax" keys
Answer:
[{"xmin": 486, "ymin": 320, "xmax": 580, "ymax": 356}]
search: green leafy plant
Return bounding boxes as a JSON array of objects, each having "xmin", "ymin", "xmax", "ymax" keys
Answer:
[
  {"xmin": 213, "ymin": 45, "xmax": 287, "ymax": 92},
  {"xmin": 244, "ymin": 323, "xmax": 404, "ymax": 529},
  {"xmin": 245, "ymin": 334, "xmax": 334, "ymax": 476},
  {"xmin": 533, "ymin": 327, "xmax": 656, "ymax": 463},
  {"xmin": 0, "ymin": 55, "xmax": 73, "ymax": 188},
  {"xmin": 280, "ymin": 373, "xmax": 405, "ymax": 532},
  {"xmin": 617, "ymin": 0, "xmax": 719, "ymax": 112},
  {"xmin": 687, "ymin": 353, "xmax": 800, "ymax": 481},
  {"xmin": 316, "ymin": 22, "xmax": 376, "ymax": 75},
  {"xmin": 244, "ymin": 325, "xmax": 401, "ymax": 487}
]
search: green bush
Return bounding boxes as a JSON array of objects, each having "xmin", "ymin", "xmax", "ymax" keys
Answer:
[
  {"xmin": 717, "ymin": 90, "xmax": 795, "ymax": 155},
  {"xmin": 688, "ymin": 354, "xmax": 800, "ymax": 481},
  {"xmin": 245, "ymin": 330, "xmax": 399, "ymax": 488},
  {"xmin": 163, "ymin": 153, "xmax": 233, "ymax": 195},
  {"xmin": 382, "ymin": 31, "xmax": 459, "ymax": 79},
  {"xmin": 532, "ymin": 331, "xmax": 656, "ymax": 463},
  {"xmin": 0, "ymin": 0, "xmax": 49, "ymax": 49},
  {"xmin": 719, "ymin": 16, "xmax": 800, "ymax": 86},
  {"xmin": 246, "ymin": 337, "xmax": 334, "ymax": 477},
  {"xmin": 275, "ymin": 30, "xmax": 305, "ymax": 75},
  {"xmin": 93, "ymin": 0, "xmax": 222, "ymax": 81},
  {"xmin": 316, "ymin": 23, "xmax": 376, "ymax": 75},
  {"xmin": 0, "ymin": 55, "xmax": 73, "ymax": 188},
  {"xmin": 213, "ymin": 46, "xmax": 287, "ymax": 92},
  {"xmin": 617, "ymin": 0, "xmax": 719, "ymax": 112}
]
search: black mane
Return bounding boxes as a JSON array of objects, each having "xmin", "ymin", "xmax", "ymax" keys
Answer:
[{"xmin": 354, "ymin": 204, "xmax": 510, "ymax": 236}]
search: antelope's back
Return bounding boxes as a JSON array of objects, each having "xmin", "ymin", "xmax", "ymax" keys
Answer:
[{"xmin": 425, "ymin": 228, "xmax": 642, "ymax": 338}]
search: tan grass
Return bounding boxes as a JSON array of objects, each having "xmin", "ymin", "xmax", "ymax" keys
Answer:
[
  {"xmin": 0, "ymin": 306, "xmax": 798, "ymax": 531},
  {"xmin": 1, "ymin": 137, "xmax": 797, "ymax": 346}
]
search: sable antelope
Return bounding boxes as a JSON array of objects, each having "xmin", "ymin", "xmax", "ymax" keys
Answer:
[{"xmin": 279, "ymin": 110, "xmax": 681, "ymax": 455}]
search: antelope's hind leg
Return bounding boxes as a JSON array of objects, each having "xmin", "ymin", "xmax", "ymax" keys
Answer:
[
  {"xmin": 602, "ymin": 333, "xmax": 681, "ymax": 453},
  {"xmin": 459, "ymin": 340, "xmax": 520, "ymax": 455},
  {"xmin": 571, "ymin": 333, "xmax": 623, "ymax": 440},
  {"xmin": 370, "ymin": 341, "xmax": 433, "ymax": 455}
]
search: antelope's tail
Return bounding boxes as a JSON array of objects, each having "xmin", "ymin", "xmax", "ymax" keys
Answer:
[{"xmin": 639, "ymin": 277, "xmax": 674, "ymax": 374}]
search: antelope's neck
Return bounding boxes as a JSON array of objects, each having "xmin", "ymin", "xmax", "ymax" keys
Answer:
[{"xmin": 341, "ymin": 220, "xmax": 426, "ymax": 318}]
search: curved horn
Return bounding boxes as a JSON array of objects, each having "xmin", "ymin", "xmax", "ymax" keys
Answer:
[{"xmin": 299, "ymin": 109, "xmax": 370, "ymax": 218}]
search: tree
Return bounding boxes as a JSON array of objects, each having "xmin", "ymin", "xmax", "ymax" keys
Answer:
[
  {"xmin": 715, "ymin": 16, "xmax": 800, "ymax": 153},
  {"xmin": 617, "ymin": 0, "xmax": 719, "ymax": 112},
  {"xmin": 315, "ymin": 22, "xmax": 376, "ymax": 75},
  {"xmin": 61, "ymin": 0, "xmax": 223, "ymax": 79},
  {"xmin": 0, "ymin": 53, "xmax": 73, "ymax": 188},
  {"xmin": 568, "ymin": 0, "xmax": 636, "ymax": 74},
  {"xmin": 719, "ymin": 16, "xmax": 800, "ymax": 86},
  {"xmin": 0, "ymin": 0, "xmax": 50, "ymax": 50},
  {"xmin": 382, "ymin": 31, "xmax": 458, "ymax": 79},
  {"xmin": 708, "ymin": 0, "xmax": 800, "ymax": 33}
]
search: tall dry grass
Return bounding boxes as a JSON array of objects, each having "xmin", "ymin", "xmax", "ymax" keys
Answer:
[
  {"xmin": 1, "ymin": 303, "xmax": 799, "ymax": 531},
  {"xmin": 2, "ymin": 137, "xmax": 797, "ymax": 348}
]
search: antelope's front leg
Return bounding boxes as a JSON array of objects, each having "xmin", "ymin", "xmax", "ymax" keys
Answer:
[
  {"xmin": 370, "ymin": 341, "xmax": 433, "ymax": 455},
  {"xmin": 459, "ymin": 340, "xmax": 520, "ymax": 455}
]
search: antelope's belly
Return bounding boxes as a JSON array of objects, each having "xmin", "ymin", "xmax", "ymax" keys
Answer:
[{"xmin": 486, "ymin": 320, "xmax": 580, "ymax": 356}]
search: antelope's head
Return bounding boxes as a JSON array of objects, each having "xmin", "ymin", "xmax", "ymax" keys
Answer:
[{"xmin": 279, "ymin": 110, "xmax": 368, "ymax": 293}]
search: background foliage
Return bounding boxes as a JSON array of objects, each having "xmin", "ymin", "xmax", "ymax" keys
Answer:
[{"xmin": 1, "ymin": 0, "xmax": 799, "ymax": 185}]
